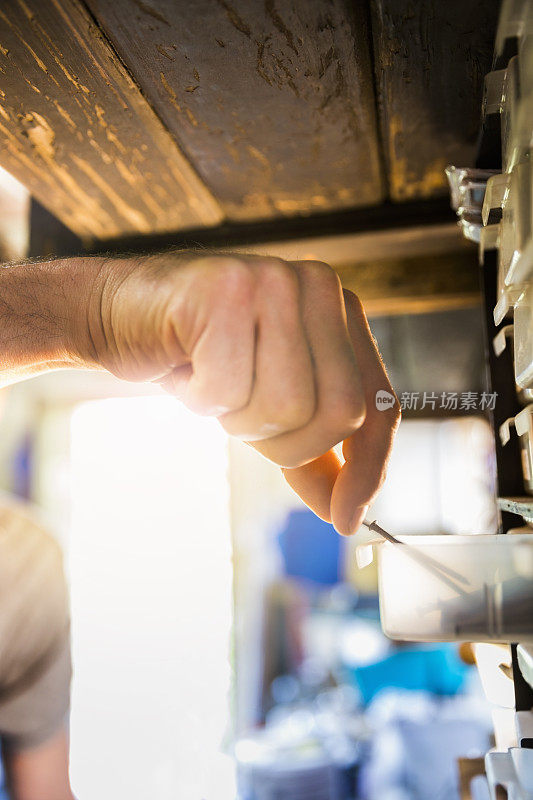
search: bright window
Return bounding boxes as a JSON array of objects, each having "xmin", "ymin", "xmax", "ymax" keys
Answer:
[{"xmin": 67, "ymin": 396, "xmax": 235, "ymax": 800}]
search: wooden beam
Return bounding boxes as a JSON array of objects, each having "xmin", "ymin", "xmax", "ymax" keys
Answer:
[
  {"xmin": 371, "ymin": 0, "xmax": 499, "ymax": 201},
  {"xmin": 209, "ymin": 223, "xmax": 481, "ymax": 316},
  {"xmin": 337, "ymin": 251, "xmax": 480, "ymax": 317},
  {"xmin": 0, "ymin": 0, "xmax": 223, "ymax": 241},
  {"xmin": 85, "ymin": 0, "xmax": 385, "ymax": 221},
  {"xmin": 227, "ymin": 222, "xmax": 471, "ymax": 264}
]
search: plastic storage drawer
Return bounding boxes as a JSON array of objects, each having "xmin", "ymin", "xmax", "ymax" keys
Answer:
[
  {"xmin": 377, "ymin": 534, "xmax": 533, "ymax": 643},
  {"xmin": 515, "ymin": 284, "xmax": 533, "ymax": 390}
]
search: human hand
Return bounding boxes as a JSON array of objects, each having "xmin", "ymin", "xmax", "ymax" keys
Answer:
[{"xmin": 80, "ymin": 253, "xmax": 400, "ymax": 534}]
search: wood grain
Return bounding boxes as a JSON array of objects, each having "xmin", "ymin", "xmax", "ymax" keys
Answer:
[
  {"xmin": 85, "ymin": 0, "xmax": 385, "ymax": 222},
  {"xmin": 0, "ymin": 0, "xmax": 222, "ymax": 240},
  {"xmin": 371, "ymin": 0, "xmax": 498, "ymax": 201}
]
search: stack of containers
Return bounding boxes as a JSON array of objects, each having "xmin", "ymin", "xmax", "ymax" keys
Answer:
[
  {"xmin": 372, "ymin": 4, "xmax": 533, "ymax": 795},
  {"xmin": 481, "ymin": 1, "xmax": 533, "ymax": 501},
  {"xmin": 364, "ymin": 0, "xmax": 533, "ymax": 660},
  {"xmin": 445, "ymin": 4, "xmax": 533, "ymax": 794}
]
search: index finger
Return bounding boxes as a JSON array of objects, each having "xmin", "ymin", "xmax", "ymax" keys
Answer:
[
  {"xmin": 282, "ymin": 290, "xmax": 399, "ymax": 534},
  {"xmin": 330, "ymin": 290, "xmax": 400, "ymax": 534}
]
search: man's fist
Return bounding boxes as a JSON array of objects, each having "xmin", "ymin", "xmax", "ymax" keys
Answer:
[{"xmin": 79, "ymin": 253, "xmax": 400, "ymax": 535}]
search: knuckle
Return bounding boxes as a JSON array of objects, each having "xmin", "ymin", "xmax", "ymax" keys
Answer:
[
  {"xmin": 300, "ymin": 259, "xmax": 340, "ymax": 287},
  {"xmin": 298, "ymin": 260, "xmax": 344, "ymax": 306},
  {"xmin": 218, "ymin": 386, "xmax": 250, "ymax": 414},
  {"xmin": 214, "ymin": 258, "xmax": 255, "ymax": 300},
  {"xmin": 280, "ymin": 391, "xmax": 315, "ymax": 428},
  {"xmin": 264, "ymin": 390, "xmax": 316, "ymax": 434},
  {"xmin": 259, "ymin": 258, "xmax": 298, "ymax": 297},
  {"xmin": 195, "ymin": 256, "xmax": 255, "ymax": 301},
  {"xmin": 330, "ymin": 381, "xmax": 366, "ymax": 430},
  {"xmin": 187, "ymin": 383, "xmax": 247, "ymax": 417}
]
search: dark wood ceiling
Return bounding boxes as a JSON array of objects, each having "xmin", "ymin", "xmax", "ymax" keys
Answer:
[{"xmin": 0, "ymin": 0, "xmax": 498, "ymax": 243}]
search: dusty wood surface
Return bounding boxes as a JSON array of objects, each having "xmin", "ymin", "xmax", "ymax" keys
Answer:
[
  {"xmin": 0, "ymin": 0, "xmax": 222, "ymax": 240},
  {"xmin": 371, "ymin": 0, "xmax": 499, "ymax": 202},
  {"xmin": 85, "ymin": 0, "xmax": 385, "ymax": 222},
  {"xmin": 0, "ymin": 0, "xmax": 499, "ymax": 240}
]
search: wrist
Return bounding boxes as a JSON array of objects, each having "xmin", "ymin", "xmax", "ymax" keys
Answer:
[
  {"xmin": 0, "ymin": 256, "xmax": 106, "ymax": 380},
  {"xmin": 74, "ymin": 254, "xmax": 141, "ymax": 373},
  {"xmin": 60, "ymin": 255, "xmax": 110, "ymax": 370}
]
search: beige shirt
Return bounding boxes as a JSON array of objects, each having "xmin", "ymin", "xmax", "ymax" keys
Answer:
[{"xmin": 0, "ymin": 499, "xmax": 71, "ymax": 750}]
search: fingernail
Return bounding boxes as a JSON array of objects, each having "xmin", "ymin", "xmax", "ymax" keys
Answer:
[{"xmin": 348, "ymin": 504, "xmax": 369, "ymax": 535}]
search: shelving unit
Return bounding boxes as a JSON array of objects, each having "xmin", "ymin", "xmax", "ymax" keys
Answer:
[{"xmin": 447, "ymin": 2, "xmax": 533, "ymax": 794}]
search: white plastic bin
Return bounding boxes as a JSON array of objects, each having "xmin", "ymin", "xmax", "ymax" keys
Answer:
[
  {"xmin": 516, "ymin": 405, "xmax": 533, "ymax": 493},
  {"xmin": 501, "ymin": 161, "xmax": 533, "ymax": 287},
  {"xmin": 515, "ymin": 284, "xmax": 533, "ymax": 390},
  {"xmin": 377, "ymin": 534, "xmax": 533, "ymax": 643},
  {"xmin": 494, "ymin": 0, "xmax": 532, "ymax": 67},
  {"xmin": 501, "ymin": 56, "xmax": 522, "ymax": 171},
  {"xmin": 485, "ymin": 748, "xmax": 533, "ymax": 800},
  {"xmin": 501, "ymin": 405, "xmax": 533, "ymax": 493}
]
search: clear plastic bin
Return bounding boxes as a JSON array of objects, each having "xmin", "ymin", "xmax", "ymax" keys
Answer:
[
  {"xmin": 494, "ymin": 0, "xmax": 531, "ymax": 67},
  {"xmin": 501, "ymin": 405, "xmax": 533, "ymax": 494},
  {"xmin": 484, "ymin": 55, "xmax": 532, "ymax": 174},
  {"xmin": 515, "ymin": 284, "xmax": 533, "ymax": 390},
  {"xmin": 493, "ymin": 323, "xmax": 533, "ymax": 403},
  {"xmin": 481, "ymin": 161, "xmax": 533, "ymax": 292},
  {"xmin": 500, "ymin": 161, "xmax": 533, "ymax": 287},
  {"xmin": 515, "ymin": 7, "xmax": 533, "ymax": 175},
  {"xmin": 483, "ymin": 0, "xmax": 533, "ymax": 171},
  {"xmin": 483, "ymin": 172, "xmax": 509, "ymax": 225},
  {"xmin": 490, "ymin": 162, "xmax": 533, "ymax": 323},
  {"xmin": 516, "ymin": 405, "xmax": 533, "ymax": 493},
  {"xmin": 445, "ymin": 166, "xmax": 499, "ymax": 242},
  {"xmin": 501, "ymin": 55, "xmax": 533, "ymax": 172},
  {"xmin": 377, "ymin": 534, "xmax": 533, "ymax": 643},
  {"xmin": 494, "ymin": 233, "xmax": 524, "ymax": 324},
  {"xmin": 519, "ymin": 6, "xmax": 533, "ymax": 98},
  {"xmin": 478, "ymin": 220, "xmax": 519, "ymax": 325}
]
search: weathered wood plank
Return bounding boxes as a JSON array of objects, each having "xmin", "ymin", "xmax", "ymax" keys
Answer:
[
  {"xmin": 371, "ymin": 0, "xmax": 499, "ymax": 201},
  {"xmin": 85, "ymin": 0, "xmax": 385, "ymax": 222},
  {"xmin": 0, "ymin": 0, "xmax": 223, "ymax": 241}
]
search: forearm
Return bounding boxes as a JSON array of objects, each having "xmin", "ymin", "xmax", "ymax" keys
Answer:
[
  {"xmin": 0, "ymin": 257, "xmax": 102, "ymax": 385},
  {"xmin": 0, "ymin": 249, "xmax": 205, "ymax": 387}
]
